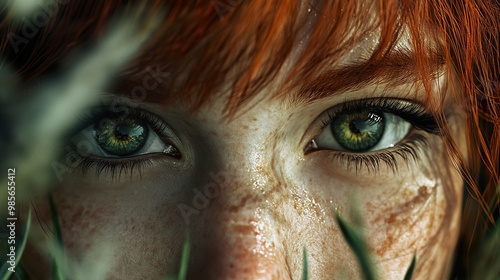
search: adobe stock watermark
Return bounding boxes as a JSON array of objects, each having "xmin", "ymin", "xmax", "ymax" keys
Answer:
[
  {"xmin": 51, "ymin": 64, "xmax": 171, "ymax": 181},
  {"xmin": 8, "ymin": 0, "xmax": 71, "ymax": 53},
  {"xmin": 178, "ymin": 170, "xmax": 229, "ymax": 225}
]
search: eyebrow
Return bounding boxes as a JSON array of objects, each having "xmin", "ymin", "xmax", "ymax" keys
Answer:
[
  {"xmin": 110, "ymin": 48, "xmax": 444, "ymax": 110},
  {"xmin": 111, "ymin": 72, "xmax": 176, "ymax": 105},
  {"xmin": 289, "ymin": 48, "xmax": 445, "ymax": 105}
]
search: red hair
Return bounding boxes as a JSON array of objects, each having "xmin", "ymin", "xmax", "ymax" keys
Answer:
[{"xmin": 1, "ymin": 0, "xmax": 498, "ymax": 275}]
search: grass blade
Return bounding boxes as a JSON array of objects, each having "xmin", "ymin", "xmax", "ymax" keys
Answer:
[
  {"xmin": 177, "ymin": 236, "xmax": 191, "ymax": 280},
  {"xmin": 404, "ymin": 254, "xmax": 417, "ymax": 280},
  {"xmin": 302, "ymin": 246, "xmax": 308, "ymax": 280},
  {"xmin": 336, "ymin": 214, "xmax": 376, "ymax": 280},
  {"xmin": 48, "ymin": 193, "xmax": 63, "ymax": 246},
  {"xmin": 163, "ymin": 234, "xmax": 191, "ymax": 280},
  {"xmin": 15, "ymin": 263, "xmax": 31, "ymax": 280},
  {"xmin": 48, "ymin": 192, "xmax": 64, "ymax": 280}
]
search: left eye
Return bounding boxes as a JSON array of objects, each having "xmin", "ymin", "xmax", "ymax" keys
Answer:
[
  {"xmin": 313, "ymin": 109, "xmax": 411, "ymax": 153},
  {"xmin": 69, "ymin": 108, "xmax": 180, "ymax": 158},
  {"xmin": 93, "ymin": 117, "xmax": 148, "ymax": 156}
]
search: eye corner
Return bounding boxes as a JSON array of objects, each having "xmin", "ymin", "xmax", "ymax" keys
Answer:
[{"xmin": 303, "ymin": 139, "xmax": 319, "ymax": 154}]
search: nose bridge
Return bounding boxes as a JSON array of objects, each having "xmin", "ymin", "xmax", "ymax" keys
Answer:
[
  {"xmin": 186, "ymin": 114, "xmax": 293, "ymax": 279},
  {"xmin": 198, "ymin": 108, "xmax": 285, "ymax": 203},
  {"xmin": 203, "ymin": 122, "xmax": 287, "ymax": 228}
]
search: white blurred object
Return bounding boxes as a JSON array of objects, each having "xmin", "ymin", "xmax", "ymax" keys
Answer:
[{"xmin": 10, "ymin": 0, "xmax": 47, "ymax": 18}]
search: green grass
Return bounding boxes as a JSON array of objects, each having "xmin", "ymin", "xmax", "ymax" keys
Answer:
[
  {"xmin": 302, "ymin": 246, "xmax": 308, "ymax": 280},
  {"xmin": 335, "ymin": 212, "xmax": 417, "ymax": 280},
  {"xmin": 336, "ymin": 212, "xmax": 418, "ymax": 280},
  {"xmin": 48, "ymin": 192, "xmax": 65, "ymax": 280},
  {"xmin": 165, "ymin": 235, "xmax": 191, "ymax": 280},
  {"xmin": 0, "ymin": 206, "xmax": 418, "ymax": 280},
  {"xmin": 403, "ymin": 254, "xmax": 417, "ymax": 280},
  {"xmin": 14, "ymin": 264, "xmax": 30, "ymax": 280},
  {"xmin": 336, "ymin": 213, "xmax": 377, "ymax": 280},
  {"xmin": 6, "ymin": 203, "xmax": 500, "ymax": 280},
  {"xmin": 177, "ymin": 236, "xmax": 191, "ymax": 280}
]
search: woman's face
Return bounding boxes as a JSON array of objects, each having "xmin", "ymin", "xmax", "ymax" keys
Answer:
[{"xmin": 26, "ymin": 28, "xmax": 466, "ymax": 279}]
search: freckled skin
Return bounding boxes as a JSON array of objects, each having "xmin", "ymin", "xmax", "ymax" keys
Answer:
[{"xmin": 23, "ymin": 84, "xmax": 465, "ymax": 280}]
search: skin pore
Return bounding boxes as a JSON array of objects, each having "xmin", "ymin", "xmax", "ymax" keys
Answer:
[{"xmin": 20, "ymin": 10, "xmax": 468, "ymax": 280}]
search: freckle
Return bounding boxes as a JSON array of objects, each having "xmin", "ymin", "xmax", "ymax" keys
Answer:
[
  {"xmin": 372, "ymin": 184, "xmax": 436, "ymax": 257},
  {"xmin": 227, "ymin": 194, "xmax": 252, "ymax": 213},
  {"xmin": 314, "ymin": 207, "xmax": 321, "ymax": 217},
  {"xmin": 385, "ymin": 212, "xmax": 398, "ymax": 224},
  {"xmin": 418, "ymin": 185, "xmax": 431, "ymax": 197},
  {"xmin": 321, "ymin": 240, "xmax": 327, "ymax": 250},
  {"xmin": 232, "ymin": 224, "xmax": 254, "ymax": 235}
]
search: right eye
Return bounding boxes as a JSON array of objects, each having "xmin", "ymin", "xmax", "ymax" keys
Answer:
[
  {"xmin": 69, "ymin": 106, "xmax": 181, "ymax": 159},
  {"xmin": 314, "ymin": 109, "xmax": 412, "ymax": 153}
]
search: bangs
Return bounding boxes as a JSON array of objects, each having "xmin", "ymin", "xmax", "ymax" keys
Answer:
[
  {"xmin": 124, "ymin": 0, "xmax": 445, "ymax": 115},
  {"xmin": 1, "ymin": 0, "xmax": 445, "ymax": 113}
]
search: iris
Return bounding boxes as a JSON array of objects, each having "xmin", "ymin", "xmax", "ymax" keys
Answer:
[
  {"xmin": 331, "ymin": 110, "xmax": 385, "ymax": 152},
  {"xmin": 92, "ymin": 118, "xmax": 148, "ymax": 156}
]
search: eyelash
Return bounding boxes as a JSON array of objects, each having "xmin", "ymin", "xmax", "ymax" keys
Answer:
[
  {"xmin": 67, "ymin": 152, "xmax": 170, "ymax": 180},
  {"xmin": 314, "ymin": 98, "xmax": 441, "ymax": 172},
  {"xmin": 63, "ymin": 106, "xmax": 174, "ymax": 179},
  {"xmin": 64, "ymin": 100, "xmax": 441, "ymax": 178},
  {"xmin": 74, "ymin": 106, "xmax": 169, "ymax": 135}
]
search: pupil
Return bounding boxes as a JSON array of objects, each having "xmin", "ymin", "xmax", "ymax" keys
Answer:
[
  {"xmin": 349, "ymin": 120, "xmax": 365, "ymax": 134},
  {"xmin": 115, "ymin": 125, "xmax": 133, "ymax": 140},
  {"xmin": 93, "ymin": 119, "xmax": 148, "ymax": 156},
  {"xmin": 331, "ymin": 110, "xmax": 385, "ymax": 152}
]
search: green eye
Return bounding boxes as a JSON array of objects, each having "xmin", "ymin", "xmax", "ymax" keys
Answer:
[
  {"xmin": 93, "ymin": 118, "xmax": 148, "ymax": 156},
  {"xmin": 331, "ymin": 110, "xmax": 385, "ymax": 152}
]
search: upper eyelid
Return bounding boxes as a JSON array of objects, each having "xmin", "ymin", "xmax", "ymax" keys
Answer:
[
  {"xmin": 302, "ymin": 98, "xmax": 439, "ymax": 152},
  {"xmin": 317, "ymin": 98, "xmax": 430, "ymax": 129},
  {"xmin": 74, "ymin": 105, "xmax": 166, "ymax": 129},
  {"xmin": 65, "ymin": 105, "xmax": 181, "ymax": 147}
]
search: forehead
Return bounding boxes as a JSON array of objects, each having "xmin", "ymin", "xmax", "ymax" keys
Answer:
[{"xmin": 112, "ymin": 1, "xmax": 442, "ymax": 114}]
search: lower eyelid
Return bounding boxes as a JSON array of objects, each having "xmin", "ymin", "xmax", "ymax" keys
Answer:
[
  {"xmin": 67, "ymin": 152, "xmax": 175, "ymax": 180},
  {"xmin": 308, "ymin": 132, "xmax": 431, "ymax": 173}
]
